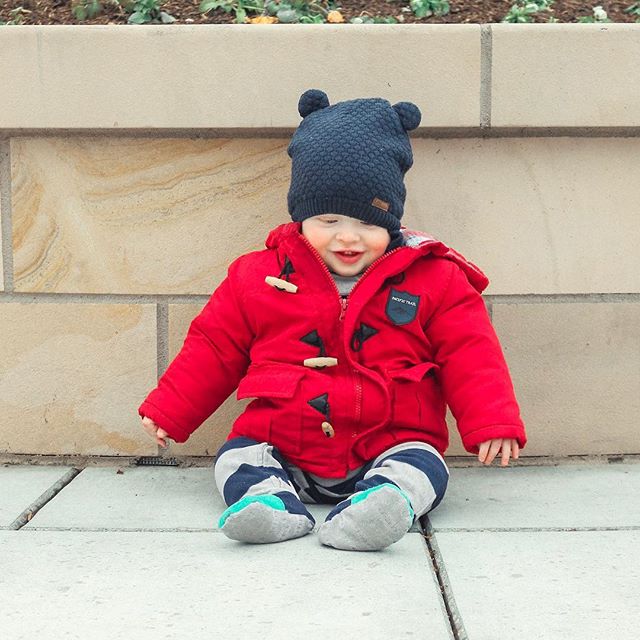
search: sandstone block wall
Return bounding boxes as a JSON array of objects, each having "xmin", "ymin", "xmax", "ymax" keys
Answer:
[{"xmin": 1, "ymin": 25, "xmax": 638, "ymax": 460}]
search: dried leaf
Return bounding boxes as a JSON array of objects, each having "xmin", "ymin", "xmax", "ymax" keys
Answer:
[
  {"xmin": 247, "ymin": 15, "xmax": 278, "ymax": 23},
  {"xmin": 327, "ymin": 10, "xmax": 344, "ymax": 23}
]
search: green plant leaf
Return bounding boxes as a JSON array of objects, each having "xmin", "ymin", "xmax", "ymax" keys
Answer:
[
  {"xmin": 410, "ymin": 0, "xmax": 431, "ymax": 18},
  {"xmin": 73, "ymin": 5, "xmax": 88, "ymax": 19},
  {"xmin": 200, "ymin": 0, "xmax": 227, "ymax": 11},
  {"xmin": 128, "ymin": 11, "xmax": 147, "ymax": 22},
  {"xmin": 300, "ymin": 13, "xmax": 323, "ymax": 22},
  {"xmin": 277, "ymin": 7, "xmax": 298, "ymax": 21}
]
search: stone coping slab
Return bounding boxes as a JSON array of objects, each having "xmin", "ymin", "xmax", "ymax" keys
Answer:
[
  {"xmin": 428, "ymin": 462, "xmax": 640, "ymax": 530},
  {"xmin": 0, "ymin": 24, "xmax": 480, "ymax": 130},
  {"xmin": 434, "ymin": 530, "xmax": 640, "ymax": 640},
  {"xmin": 492, "ymin": 24, "xmax": 640, "ymax": 127},
  {"xmin": 1, "ymin": 24, "xmax": 639, "ymax": 130},
  {"xmin": 0, "ymin": 529, "xmax": 449, "ymax": 640}
]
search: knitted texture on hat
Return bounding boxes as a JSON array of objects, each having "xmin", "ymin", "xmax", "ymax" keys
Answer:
[{"xmin": 287, "ymin": 89, "xmax": 421, "ymax": 234}]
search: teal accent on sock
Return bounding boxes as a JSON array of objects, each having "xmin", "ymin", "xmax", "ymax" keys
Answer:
[
  {"xmin": 218, "ymin": 494, "xmax": 286, "ymax": 528},
  {"xmin": 352, "ymin": 483, "xmax": 415, "ymax": 519}
]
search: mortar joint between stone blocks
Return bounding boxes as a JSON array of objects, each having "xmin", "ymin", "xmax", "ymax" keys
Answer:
[
  {"xmin": 0, "ymin": 139, "xmax": 14, "ymax": 292},
  {"xmin": 480, "ymin": 24, "xmax": 492, "ymax": 129}
]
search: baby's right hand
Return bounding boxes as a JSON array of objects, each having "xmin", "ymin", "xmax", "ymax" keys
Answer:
[{"xmin": 141, "ymin": 416, "xmax": 170, "ymax": 448}]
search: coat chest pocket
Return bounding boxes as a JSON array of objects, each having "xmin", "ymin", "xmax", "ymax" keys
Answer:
[
  {"xmin": 386, "ymin": 362, "xmax": 443, "ymax": 429},
  {"xmin": 236, "ymin": 364, "xmax": 306, "ymax": 454}
]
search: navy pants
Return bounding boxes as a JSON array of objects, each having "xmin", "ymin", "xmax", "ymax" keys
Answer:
[{"xmin": 214, "ymin": 437, "xmax": 449, "ymax": 521}]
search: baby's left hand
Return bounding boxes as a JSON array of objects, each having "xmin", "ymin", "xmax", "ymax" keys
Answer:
[{"xmin": 477, "ymin": 438, "xmax": 520, "ymax": 467}]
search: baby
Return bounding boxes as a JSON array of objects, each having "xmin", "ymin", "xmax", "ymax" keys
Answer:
[{"xmin": 139, "ymin": 89, "xmax": 527, "ymax": 551}]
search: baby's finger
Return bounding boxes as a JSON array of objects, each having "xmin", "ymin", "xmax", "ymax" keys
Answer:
[
  {"xmin": 141, "ymin": 422, "xmax": 157, "ymax": 438},
  {"xmin": 512, "ymin": 440, "xmax": 520, "ymax": 459},
  {"xmin": 500, "ymin": 440, "xmax": 511, "ymax": 466},
  {"xmin": 157, "ymin": 428, "xmax": 171, "ymax": 448},
  {"xmin": 478, "ymin": 441, "xmax": 489, "ymax": 462},
  {"xmin": 485, "ymin": 439, "xmax": 502, "ymax": 465}
]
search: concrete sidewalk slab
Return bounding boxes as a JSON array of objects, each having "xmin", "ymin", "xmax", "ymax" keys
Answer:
[
  {"xmin": 23, "ymin": 467, "xmax": 419, "ymax": 532},
  {"xmin": 22, "ymin": 467, "xmax": 337, "ymax": 530},
  {"xmin": 434, "ymin": 529, "xmax": 640, "ymax": 640},
  {"xmin": 429, "ymin": 462, "xmax": 640, "ymax": 530},
  {"xmin": 0, "ymin": 464, "xmax": 74, "ymax": 528},
  {"xmin": 0, "ymin": 529, "xmax": 450, "ymax": 640},
  {"xmin": 24, "ymin": 466, "xmax": 224, "ymax": 530}
]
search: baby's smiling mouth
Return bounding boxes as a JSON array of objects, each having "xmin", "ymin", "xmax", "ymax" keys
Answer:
[{"xmin": 333, "ymin": 250, "xmax": 364, "ymax": 265}]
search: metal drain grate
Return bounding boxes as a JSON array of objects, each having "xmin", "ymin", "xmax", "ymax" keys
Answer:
[{"xmin": 135, "ymin": 456, "xmax": 179, "ymax": 466}]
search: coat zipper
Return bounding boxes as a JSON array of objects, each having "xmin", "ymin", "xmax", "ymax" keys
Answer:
[
  {"xmin": 299, "ymin": 235, "xmax": 405, "ymax": 322},
  {"xmin": 342, "ymin": 247, "xmax": 403, "ymax": 425},
  {"xmin": 298, "ymin": 236, "xmax": 406, "ymax": 430},
  {"xmin": 339, "ymin": 298, "xmax": 348, "ymax": 321},
  {"xmin": 354, "ymin": 369, "xmax": 362, "ymax": 424}
]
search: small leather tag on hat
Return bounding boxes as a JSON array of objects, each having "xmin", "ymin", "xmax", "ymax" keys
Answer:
[{"xmin": 371, "ymin": 197, "xmax": 390, "ymax": 212}]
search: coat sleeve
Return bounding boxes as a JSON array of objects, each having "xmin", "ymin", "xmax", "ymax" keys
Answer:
[
  {"xmin": 138, "ymin": 258, "xmax": 253, "ymax": 443},
  {"xmin": 425, "ymin": 261, "xmax": 527, "ymax": 454}
]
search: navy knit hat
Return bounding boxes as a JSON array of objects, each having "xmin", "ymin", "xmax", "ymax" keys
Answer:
[{"xmin": 287, "ymin": 89, "xmax": 421, "ymax": 247}]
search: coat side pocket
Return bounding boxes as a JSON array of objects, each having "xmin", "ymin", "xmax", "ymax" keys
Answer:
[
  {"xmin": 236, "ymin": 363, "xmax": 306, "ymax": 455},
  {"xmin": 386, "ymin": 362, "xmax": 443, "ymax": 434}
]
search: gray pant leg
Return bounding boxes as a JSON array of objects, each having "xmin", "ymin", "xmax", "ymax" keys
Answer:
[
  {"xmin": 358, "ymin": 441, "xmax": 450, "ymax": 518},
  {"xmin": 214, "ymin": 437, "xmax": 301, "ymax": 506}
]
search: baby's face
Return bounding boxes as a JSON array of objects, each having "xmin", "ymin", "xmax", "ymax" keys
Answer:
[{"xmin": 301, "ymin": 213, "xmax": 391, "ymax": 276}]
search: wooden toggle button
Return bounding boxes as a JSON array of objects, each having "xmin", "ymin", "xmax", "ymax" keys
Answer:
[
  {"xmin": 321, "ymin": 421, "xmax": 335, "ymax": 438},
  {"xmin": 265, "ymin": 275, "xmax": 298, "ymax": 294},
  {"xmin": 303, "ymin": 357, "xmax": 338, "ymax": 369}
]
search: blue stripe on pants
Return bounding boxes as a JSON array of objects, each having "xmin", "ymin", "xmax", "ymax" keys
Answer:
[
  {"xmin": 214, "ymin": 437, "xmax": 314, "ymax": 524},
  {"xmin": 367, "ymin": 446, "xmax": 449, "ymax": 512},
  {"xmin": 222, "ymin": 463, "xmax": 292, "ymax": 506},
  {"xmin": 216, "ymin": 438, "xmax": 449, "ymax": 520}
]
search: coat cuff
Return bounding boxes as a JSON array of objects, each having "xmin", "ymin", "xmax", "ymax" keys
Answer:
[
  {"xmin": 461, "ymin": 424, "xmax": 527, "ymax": 455},
  {"xmin": 138, "ymin": 401, "xmax": 190, "ymax": 444}
]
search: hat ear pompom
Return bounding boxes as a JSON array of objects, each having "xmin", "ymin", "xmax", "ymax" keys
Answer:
[
  {"xmin": 392, "ymin": 101, "xmax": 421, "ymax": 131},
  {"xmin": 298, "ymin": 89, "xmax": 330, "ymax": 118}
]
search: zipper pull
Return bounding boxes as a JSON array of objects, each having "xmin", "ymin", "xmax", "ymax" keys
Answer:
[{"xmin": 339, "ymin": 298, "xmax": 348, "ymax": 321}]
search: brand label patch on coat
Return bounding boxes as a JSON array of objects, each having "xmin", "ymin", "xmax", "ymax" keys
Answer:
[{"xmin": 385, "ymin": 288, "xmax": 420, "ymax": 326}]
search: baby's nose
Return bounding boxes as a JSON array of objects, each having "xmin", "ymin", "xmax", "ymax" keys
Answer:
[{"xmin": 336, "ymin": 229, "xmax": 360, "ymax": 242}]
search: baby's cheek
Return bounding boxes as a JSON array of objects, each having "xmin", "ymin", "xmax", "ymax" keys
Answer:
[
  {"xmin": 371, "ymin": 241, "xmax": 389, "ymax": 261},
  {"xmin": 371, "ymin": 231, "xmax": 391, "ymax": 254}
]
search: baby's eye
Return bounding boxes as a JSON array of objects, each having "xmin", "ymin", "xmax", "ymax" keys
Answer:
[{"xmin": 322, "ymin": 219, "xmax": 338, "ymax": 224}]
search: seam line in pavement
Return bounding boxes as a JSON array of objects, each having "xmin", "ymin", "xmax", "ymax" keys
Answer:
[
  {"xmin": 8, "ymin": 468, "xmax": 83, "ymax": 530},
  {"xmin": 16, "ymin": 527, "xmax": 225, "ymax": 533},
  {"xmin": 430, "ymin": 526, "xmax": 640, "ymax": 533},
  {"xmin": 423, "ymin": 518, "xmax": 468, "ymax": 640},
  {"xmin": 11, "ymin": 527, "xmax": 429, "ymax": 534}
]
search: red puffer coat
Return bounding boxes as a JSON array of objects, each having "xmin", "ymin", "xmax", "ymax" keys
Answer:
[{"xmin": 138, "ymin": 221, "xmax": 526, "ymax": 477}]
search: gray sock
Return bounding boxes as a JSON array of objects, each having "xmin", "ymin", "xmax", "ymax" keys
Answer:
[
  {"xmin": 317, "ymin": 483, "xmax": 414, "ymax": 551},
  {"xmin": 219, "ymin": 494, "xmax": 315, "ymax": 544}
]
